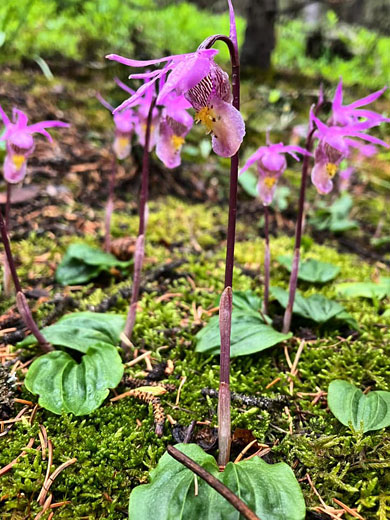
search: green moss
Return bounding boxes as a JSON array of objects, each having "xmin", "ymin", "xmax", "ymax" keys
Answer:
[{"xmin": 1, "ymin": 196, "xmax": 390, "ymax": 519}]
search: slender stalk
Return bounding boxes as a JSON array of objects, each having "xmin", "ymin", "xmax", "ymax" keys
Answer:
[
  {"xmin": 5, "ymin": 183, "xmax": 11, "ymax": 230},
  {"xmin": 217, "ymin": 287, "xmax": 232, "ymax": 467},
  {"xmin": 122, "ymin": 97, "xmax": 156, "ymax": 349},
  {"xmin": 263, "ymin": 205, "xmax": 270, "ymax": 315},
  {"xmin": 202, "ymin": 32, "xmax": 240, "ymax": 467},
  {"xmin": 282, "ymin": 104, "xmax": 322, "ymax": 333},
  {"xmin": 3, "ymin": 183, "xmax": 13, "ymax": 296},
  {"xmin": 0, "ymin": 207, "xmax": 52, "ymax": 352},
  {"xmin": 104, "ymin": 156, "xmax": 117, "ymax": 253},
  {"xmin": 167, "ymin": 445, "xmax": 261, "ymax": 520}
]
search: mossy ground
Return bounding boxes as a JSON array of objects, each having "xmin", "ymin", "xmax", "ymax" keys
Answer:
[
  {"xmin": 1, "ymin": 194, "xmax": 390, "ymax": 520},
  {"xmin": 0, "ymin": 68, "xmax": 390, "ymax": 519}
]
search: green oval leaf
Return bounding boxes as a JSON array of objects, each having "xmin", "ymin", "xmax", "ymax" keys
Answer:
[
  {"xmin": 270, "ymin": 287, "xmax": 351, "ymax": 324},
  {"xmin": 25, "ymin": 343, "xmax": 124, "ymax": 415},
  {"xmin": 328, "ymin": 380, "xmax": 390, "ymax": 433},
  {"xmin": 129, "ymin": 443, "xmax": 306, "ymax": 520},
  {"xmin": 277, "ymin": 256, "xmax": 340, "ymax": 284},
  {"xmin": 56, "ymin": 243, "xmax": 132, "ymax": 285},
  {"xmin": 196, "ymin": 311, "xmax": 291, "ymax": 357},
  {"xmin": 17, "ymin": 311, "xmax": 125, "ymax": 351},
  {"xmin": 336, "ymin": 278, "xmax": 390, "ymax": 300}
]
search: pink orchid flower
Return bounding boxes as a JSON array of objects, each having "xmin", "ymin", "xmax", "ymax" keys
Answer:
[
  {"xmin": 311, "ymin": 110, "xmax": 389, "ymax": 194},
  {"xmin": 115, "ymin": 76, "xmax": 160, "ymax": 152},
  {"xmin": 0, "ymin": 105, "xmax": 69, "ymax": 184},
  {"xmin": 330, "ymin": 78, "xmax": 390, "ymax": 127},
  {"xmin": 106, "ymin": 45, "xmax": 245, "ymax": 157},
  {"xmin": 156, "ymin": 91, "xmax": 193, "ymax": 169},
  {"xmin": 96, "ymin": 92, "xmax": 137, "ymax": 160},
  {"xmin": 240, "ymin": 142, "xmax": 309, "ymax": 205}
]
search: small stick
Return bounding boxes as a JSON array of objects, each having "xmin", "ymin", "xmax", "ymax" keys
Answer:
[{"xmin": 167, "ymin": 445, "xmax": 261, "ymax": 520}]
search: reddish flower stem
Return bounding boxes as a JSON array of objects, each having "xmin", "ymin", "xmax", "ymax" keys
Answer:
[
  {"xmin": 122, "ymin": 97, "xmax": 156, "ymax": 349},
  {"xmin": 167, "ymin": 445, "xmax": 261, "ymax": 520},
  {"xmin": 3, "ymin": 183, "xmax": 13, "ymax": 295},
  {"xmin": 202, "ymin": 33, "xmax": 240, "ymax": 467},
  {"xmin": 5, "ymin": 183, "xmax": 11, "ymax": 230},
  {"xmin": 104, "ymin": 156, "xmax": 117, "ymax": 253},
  {"xmin": 263, "ymin": 205, "xmax": 270, "ymax": 315},
  {"xmin": 282, "ymin": 97, "xmax": 323, "ymax": 334},
  {"xmin": 0, "ymin": 207, "xmax": 52, "ymax": 352}
]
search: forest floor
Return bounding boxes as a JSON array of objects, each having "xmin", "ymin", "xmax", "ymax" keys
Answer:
[{"xmin": 0, "ymin": 64, "xmax": 390, "ymax": 520}]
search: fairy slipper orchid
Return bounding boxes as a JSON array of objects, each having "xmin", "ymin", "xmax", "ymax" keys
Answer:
[
  {"xmin": 185, "ymin": 62, "xmax": 245, "ymax": 157},
  {"xmin": 311, "ymin": 111, "xmax": 389, "ymax": 194},
  {"xmin": 0, "ymin": 105, "xmax": 69, "ymax": 184},
  {"xmin": 156, "ymin": 93, "xmax": 192, "ymax": 169},
  {"xmin": 330, "ymin": 79, "xmax": 390, "ymax": 127},
  {"xmin": 240, "ymin": 142, "xmax": 309, "ymax": 205},
  {"xmin": 106, "ymin": 48, "xmax": 245, "ymax": 157},
  {"xmin": 96, "ymin": 93, "xmax": 136, "ymax": 160}
]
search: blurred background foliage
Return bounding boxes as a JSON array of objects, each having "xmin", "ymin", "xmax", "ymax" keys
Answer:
[{"xmin": 0, "ymin": 0, "xmax": 389, "ymax": 90}]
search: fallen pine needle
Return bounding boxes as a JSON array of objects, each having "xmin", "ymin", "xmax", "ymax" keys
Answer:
[
  {"xmin": 0, "ymin": 437, "xmax": 35, "ymax": 476},
  {"xmin": 175, "ymin": 375, "xmax": 187, "ymax": 406},
  {"xmin": 39, "ymin": 458, "xmax": 77, "ymax": 505}
]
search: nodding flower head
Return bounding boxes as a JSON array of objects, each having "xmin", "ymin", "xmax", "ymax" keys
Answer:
[
  {"xmin": 156, "ymin": 92, "xmax": 192, "ymax": 169},
  {"xmin": 97, "ymin": 91, "xmax": 137, "ymax": 160},
  {"xmin": 240, "ymin": 141, "xmax": 309, "ymax": 206},
  {"xmin": 311, "ymin": 109, "xmax": 389, "ymax": 194},
  {"xmin": 185, "ymin": 61, "xmax": 245, "ymax": 157},
  {"xmin": 0, "ymin": 105, "xmax": 69, "ymax": 184},
  {"xmin": 330, "ymin": 78, "xmax": 390, "ymax": 127},
  {"xmin": 106, "ymin": 25, "xmax": 245, "ymax": 157}
]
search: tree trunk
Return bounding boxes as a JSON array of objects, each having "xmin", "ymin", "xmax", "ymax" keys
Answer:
[{"xmin": 241, "ymin": 0, "xmax": 277, "ymax": 70}]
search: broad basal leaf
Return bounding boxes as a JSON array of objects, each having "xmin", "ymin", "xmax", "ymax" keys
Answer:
[
  {"xmin": 270, "ymin": 287, "xmax": 350, "ymax": 324},
  {"xmin": 328, "ymin": 380, "xmax": 390, "ymax": 433},
  {"xmin": 18, "ymin": 312, "xmax": 126, "ymax": 352},
  {"xmin": 21, "ymin": 312, "xmax": 125, "ymax": 415},
  {"xmin": 336, "ymin": 278, "xmax": 390, "ymax": 300},
  {"xmin": 56, "ymin": 243, "xmax": 132, "ymax": 285},
  {"xmin": 129, "ymin": 443, "xmax": 306, "ymax": 520},
  {"xmin": 277, "ymin": 256, "xmax": 340, "ymax": 284},
  {"xmin": 25, "ymin": 342, "xmax": 123, "ymax": 415},
  {"xmin": 195, "ymin": 310, "xmax": 291, "ymax": 357}
]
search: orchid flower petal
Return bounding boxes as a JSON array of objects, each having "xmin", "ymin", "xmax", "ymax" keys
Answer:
[
  {"xmin": 227, "ymin": 0, "xmax": 238, "ymax": 56},
  {"xmin": 0, "ymin": 104, "xmax": 10, "ymax": 127},
  {"xmin": 206, "ymin": 96, "xmax": 245, "ymax": 157},
  {"xmin": 114, "ymin": 77, "xmax": 136, "ymax": 95},
  {"xmin": 346, "ymin": 86, "xmax": 387, "ymax": 110},
  {"xmin": 239, "ymin": 147, "xmax": 266, "ymax": 174},
  {"xmin": 332, "ymin": 78, "xmax": 343, "ymax": 110},
  {"xmin": 96, "ymin": 93, "xmax": 115, "ymax": 112}
]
